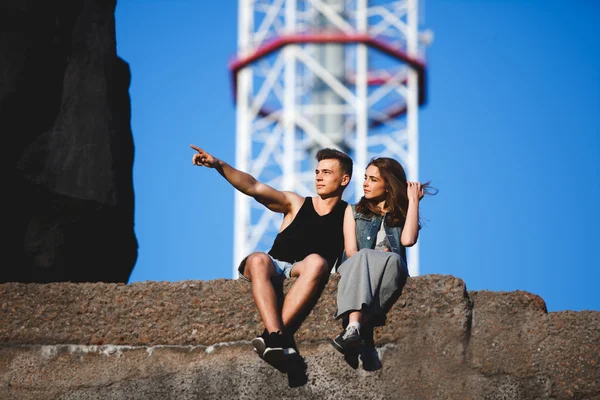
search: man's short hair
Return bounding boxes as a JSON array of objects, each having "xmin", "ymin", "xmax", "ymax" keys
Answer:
[{"xmin": 316, "ymin": 148, "xmax": 353, "ymax": 179}]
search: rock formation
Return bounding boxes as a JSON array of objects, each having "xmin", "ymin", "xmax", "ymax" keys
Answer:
[{"xmin": 1, "ymin": 0, "xmax": 137, "ymax": 283}]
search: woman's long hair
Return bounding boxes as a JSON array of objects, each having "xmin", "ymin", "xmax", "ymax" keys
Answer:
[{"xmin": 355, "ymin": 157, "xmax": 437, "ymax": 227}]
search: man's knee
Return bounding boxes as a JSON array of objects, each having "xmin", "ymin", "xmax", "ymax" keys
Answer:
[
  {"xmin": 243, "ymin": 252, "xmax": 273, "ymax": 280},
  {"xmin": 301, "ymin": 254, "xmax": 329, "ymax": 279}
]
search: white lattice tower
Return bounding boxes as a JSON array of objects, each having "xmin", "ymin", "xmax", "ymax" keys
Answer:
[{"xmin": 230, "ymin": 0, "xmax": 430, "ymax": 278}]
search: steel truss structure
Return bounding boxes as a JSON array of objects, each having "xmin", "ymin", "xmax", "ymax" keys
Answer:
[{"xmin": 230, "ymin": 0, "xmax": 430, "ymax": 278}]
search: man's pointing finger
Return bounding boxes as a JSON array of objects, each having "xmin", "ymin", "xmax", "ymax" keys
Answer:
[{"xmin": 190, "ymin": 144, "xmax": 202, "ymax": 153}]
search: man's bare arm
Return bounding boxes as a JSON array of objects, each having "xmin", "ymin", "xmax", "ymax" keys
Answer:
[{"xmin": 191, "ymin": 144, "xmax": 298, "ymax": 214}]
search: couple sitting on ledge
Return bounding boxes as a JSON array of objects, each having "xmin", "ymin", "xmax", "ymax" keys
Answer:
[{"xmin": 191, "ymin": 144, "xmax": 434, "ymax": 371}]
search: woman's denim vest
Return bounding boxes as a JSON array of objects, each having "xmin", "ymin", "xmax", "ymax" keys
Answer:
[{"xmin": 351, "ymin": 204, "xmax": 407, "ymax": 265}]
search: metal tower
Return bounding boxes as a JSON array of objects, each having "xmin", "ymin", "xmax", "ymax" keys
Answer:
[{"xmin": 230, "ymin": 0, "xmax": 430, "ymax": 278}]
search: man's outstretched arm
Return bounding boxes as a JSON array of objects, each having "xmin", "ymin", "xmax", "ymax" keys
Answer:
[{"xmin": 191, "ymin": 144, "xmax": 297, "ymax": 214}]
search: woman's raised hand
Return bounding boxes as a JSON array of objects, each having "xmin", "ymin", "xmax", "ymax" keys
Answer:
[{"xmin": 407, "ymin": 181, "xmax": 424, "ymax": 202}]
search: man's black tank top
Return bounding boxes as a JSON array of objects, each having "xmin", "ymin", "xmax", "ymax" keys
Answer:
[{"xmin": 268, "ymin": 197, "xmax": 347, "ymax": 270}]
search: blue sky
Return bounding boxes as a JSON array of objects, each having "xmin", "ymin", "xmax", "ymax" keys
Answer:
[{"xmin": 115, "ymin": 0, "xmax": 599, "ymax": 312}]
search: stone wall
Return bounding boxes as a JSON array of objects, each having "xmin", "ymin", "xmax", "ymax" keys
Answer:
[{"xmin": 1, "ymin": 275, "xmax": 598, "ymax": 399}]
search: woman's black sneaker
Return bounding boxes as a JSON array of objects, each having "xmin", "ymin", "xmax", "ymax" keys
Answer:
[{"xmin": 330, "ymin": 325, "xmax": 361, "ymax": 354}]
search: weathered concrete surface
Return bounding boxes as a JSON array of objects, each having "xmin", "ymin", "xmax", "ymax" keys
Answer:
[{"xmin": 1, "ymin": 275, "xmax": 598, "ymax": 399}]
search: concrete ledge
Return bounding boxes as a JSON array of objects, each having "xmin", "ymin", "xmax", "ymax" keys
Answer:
[
  {"xmin": 1, "ymin": 275, "xmax": 598, "ymax": 399},
  {"xmin": 0, "ymin": 274, "xmax": 470, "ymax": 346}
]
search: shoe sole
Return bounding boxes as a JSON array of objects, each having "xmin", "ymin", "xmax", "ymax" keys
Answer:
[
  {"xmin": 252, "ymin": 337, "xmax": 297, "ymax": 357},
  {"xmin": 251, "ymin": 337, "xmax": 266, "ymax": 357},
  {"xmin": 263, "ymin": 347, "xmax": 285, "ymax": 365},
  {"xmin": 330, "ymin": 339, "xmax": 346, "ymax": 354},
  {"xmin": 263, "ymin": 347, "xmax": 297, "ymax": 360}
]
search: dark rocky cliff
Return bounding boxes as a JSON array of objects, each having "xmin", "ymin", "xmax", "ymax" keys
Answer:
[
  {"xmin": 1, "ymin": 275, "xmax": 598, "ymax": 399},
  {"xmin": 1, "ymin": 0, "xmax": 137, "ymax": 283}
]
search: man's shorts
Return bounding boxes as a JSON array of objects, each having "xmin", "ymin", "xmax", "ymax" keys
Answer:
[{"xmin": 237, "ymin": 253, "xmax": 295, "ymax": 283}]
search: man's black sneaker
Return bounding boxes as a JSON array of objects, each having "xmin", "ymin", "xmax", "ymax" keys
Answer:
[
  {"xmin": 330, "ymin": 325, "xmax": 361, "ymax": 354},
  {"xmin": 264, "ymin": 331, "xmax": 297, "ymax": 365},
  {"xmin": 252, "ymin": 330, "xmax": 297, "ymax": 366}
]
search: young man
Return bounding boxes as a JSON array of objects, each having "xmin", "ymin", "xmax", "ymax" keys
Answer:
[{"xmin": 190, "ymin": 144, "xmax": 352, "ymax": 366}]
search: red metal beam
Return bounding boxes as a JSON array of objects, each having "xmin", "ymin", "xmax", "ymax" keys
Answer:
[
  {"xmin": 345, "ymin": 74, "xmax": 409, "ymax": 86},
  {"xmin": 228, "ymin": 33, "xmax": 428, "ymax": 125}
]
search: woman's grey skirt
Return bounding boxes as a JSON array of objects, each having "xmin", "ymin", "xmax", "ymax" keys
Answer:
[{"xmin": 335, "ymin": 248, "xmax": 409, "ymax": 325}]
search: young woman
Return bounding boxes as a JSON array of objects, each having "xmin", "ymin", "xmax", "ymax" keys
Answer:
[{"xmin": 331, "ymin": 157, "xmax": 436, "ymax": 369}]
